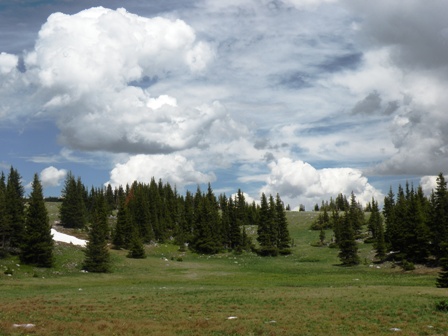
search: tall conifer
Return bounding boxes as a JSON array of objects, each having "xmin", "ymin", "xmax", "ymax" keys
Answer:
[
  {"xmin": 20, "ymin": 174, "xmax": 54, "ymax": 267},
  {"xmin": 338, "ymin": 212, "xmax": 360, "ymax": 266},
  {"xmin": 0, "ymin": 172, "xmax": 7, "ymax": 255},
  {"xmin": 83, "ymin": 193, "xmax": 111, "ymax": 272},
  {"xmin": 5, "ymin": 167, "xmax": 25, "ymax": 250},
  {"xmin": 275, "ymin": 194, "xmax": 291, "ymax": 254}
]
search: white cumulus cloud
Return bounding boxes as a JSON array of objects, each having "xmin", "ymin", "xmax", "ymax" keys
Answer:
[
  {"xmin": 0, "ymin": 52, "xmax": 18, "ymax": 74},
  {"xmin": 107, "ymin": 154, "xmax": 215, "ymax": 189},
  {"xmin": 420, "ymin": 175, "xmax": 438, "ymax": 196},
  {"xmin": 40, "ymin": 166, "xmax": 67, "ymax": 187},
  {"xmin": 5, "ymin": 7, "xmax": 218, "ymax": 154},
  {"xmin": 260, "ymin": 158, "xmax": 382, "ymax": 209}
]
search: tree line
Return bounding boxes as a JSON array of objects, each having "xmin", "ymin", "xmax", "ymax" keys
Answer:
[
  {"xmin": 0, "ymin": 167, "xmax": 291, "ymax": 272},
  {"xmin": 310, "ymin": 173, "xmax": 448, "ymax": 287}
]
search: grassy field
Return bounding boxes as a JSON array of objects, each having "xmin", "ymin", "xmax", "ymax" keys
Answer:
[{"xmin": 1, "ymin": 207, "xmax": 448, "ymax": 335}]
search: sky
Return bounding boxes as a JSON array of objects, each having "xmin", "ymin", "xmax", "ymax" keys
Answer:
[{"xmin": 0, "ymin": 0, "xmax": 447, "ymax": 209}]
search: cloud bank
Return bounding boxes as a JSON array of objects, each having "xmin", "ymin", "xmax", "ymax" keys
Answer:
[
  {"xmin": 107, "ymin": 154, "xmax": 215, "ymax": 189},
  {"xmin": 4, "ymin": 1, "xmax": 448, "ymax": 204},
  {"xmin": 261, "ymin": 158, "xmax": 382, "ymax": 209}
]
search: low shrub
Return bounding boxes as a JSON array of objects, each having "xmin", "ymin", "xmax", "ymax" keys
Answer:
[
  {"xmin": 401, "ymin": 260, "xmax": 415, "ymax": 271},
  {"xmin": 435, "ymin": 299, "xmax": 448, "ymax": 312}
]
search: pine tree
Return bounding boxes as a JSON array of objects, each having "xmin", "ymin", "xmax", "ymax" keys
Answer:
[
  {"xmin": 60, "ymin": 172, "xmax": 87, "ymax": 229},
  {"xmin": 429, "ymin": 173, "xmax": 448, "ymax": 260},
  {"xmin": 112, "ymin": 195, "xmax": 130, "ymax": 249},
  {"xmin": 219, "ymin": 194, "xmax": 231, "ymax": 249},
  {"xmin": 368, "ymin": 199, "xmax": 386, "ymax": 260},
  {"xmin": 190, "ymin": 188, "xmax": 221, "ymax": 254},
  {"xmin": 20, "ymin": 174, "xmax": 54, "ymax": 267},
  {"xmin": 257, "ymin": 193, "xmax": 273, "ymax": 255},
  {"xmin": 436, "ymin": 243, "xmax": 448, "ymax": 288},
  {"xmin": 228, "ymin": 196, "xmax": 242, "ymax": 250},
  {"xmin": 0, "ymin": 172, "xmax": 7, "ymax": 256},
  {"xmin": 83, "ymin": 193, "xmax": 111, "ymax": 273},
  {"xmin": 383, "ymin": 187, "xmax": 396, "ymax": 250},
  {"xmin": 256, "ymin": 193, "xmax": 280, "ymax": 256},
  {"xmin": 105, "ymin": 183, "xmax": 115, "ymax": 214},
  {"xmin": 5, "ymin": 167, "xmax": 25, "ymax": 250},
  {"xmin": 275, "ymin": 194, "xmax": 291, "ymax": 254},
  {"xmin": 338, "ymin": 213, "xmax": 360, "ymax": 266},
  {"xmin": 403, "ymin": 186, "xmax": 430, "ymax": 263},
  {"xmin": 348, "ymin": 192, "xmax": 364, "ymax": 236},
  {"xmin": 127, "ymin": 226, "xmax": 146, "ymax": 259}
]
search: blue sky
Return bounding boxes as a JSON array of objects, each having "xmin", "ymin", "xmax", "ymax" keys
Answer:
[{"xmin": 1, "ymin": 0, "xmax": 447, "ymax": 208}]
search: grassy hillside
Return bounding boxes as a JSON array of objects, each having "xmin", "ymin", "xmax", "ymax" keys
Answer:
[{"xmin": 0, "ymin": 207, "xmax": 447, "ymax": 335}]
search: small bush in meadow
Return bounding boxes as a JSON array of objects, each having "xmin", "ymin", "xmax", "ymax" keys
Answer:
[
  {"xmin": 435, "ymin": 299, "xmax": 448, "ymax": 312},
  {"xmin": 402, "ymin": 260, "xmax": 415, "ymax": 271}
]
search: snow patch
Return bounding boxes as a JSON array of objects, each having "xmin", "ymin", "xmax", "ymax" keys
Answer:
[{"xmin": 51, "ymin": 229, "xmax": 87, "ymax": 247}]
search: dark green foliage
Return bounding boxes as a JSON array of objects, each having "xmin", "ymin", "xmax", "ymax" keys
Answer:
[
  {"xmin": 256, "ymin": 193, "xmax": 291, "ymax": 256},
  {"xmin": 435, "ymin": 300, "xmax": 448, "ymax": 312},
  {"xmin": 20, "ymin": 174, "xmax": 54, "ymax": 268},
  {"xmin": 368, "ymin": 198, "xmax": 386, "ymax": 260},
  {"xmin": 429, "ymin": 173, "xmax": 448, "ymax": 260},
  {"xmin": 319, "ymin": 228, "xmax": 326, "ymax": 245},
  {"xmin": 60, "ymin": 173, "xmax": 87, "ymax": 229},
  {"xmin": 257, "ymin": 193, "xmax": 275, "ymax": 255},
  {"xmin": 347, "ymin": 192, "xmax": 364, "ymax": 236},
  {"xmin": 112, "ymin": 194, "xmax": 130, "ymax": 249},
  {"xmin": 275, "ymin": 194, "xmax": 291, "ymax": 253},
  {"xmin": 5, "ymin": 167, "xmax": 25, "ymax": 250},
  {"xmin": 189, "ymin": 187, "xmax": 222, "ymax": 254},
  {"xmin": 401, "ymin": 260, "xmax": 415, "ymax": 271},
  {"xmin": 310, "ymin": 208, "xmax": 331, "ymax": 230},
  {"xmin": 83, "ymin": 192, "xmax": 111, "ymax": 273},
  {"xmin": 337, "ymin": 199, "xmax": 360, "ymax": 266},
  {"xmin": 105, "ymin": 183, "xmax": 115, "ymax": 214},
  {"xmin": 127, "ymin": 228, "xmax": 146, "ymax": 259},
  {"xmin": 0, "ymin": 172, "xmax": 7, "ymax": 256},
  {"xmin": 228, "ymin": 196, "xmax": 242, "ymax": 250},
  {"xmin": 127, "ymin": 182, "xmax": 154, "ymax": 243},
  {"xmin": 383, "ymin": 182, "xmax": 432, "ymax": 264},
  {"xmin": 436, "ymin": 243, "xmax": 448, "ymax": 288}
]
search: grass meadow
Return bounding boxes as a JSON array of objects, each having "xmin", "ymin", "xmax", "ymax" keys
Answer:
[{"xmin": 1, "ymin": 206, "xmax": 448, "ymax": 335}]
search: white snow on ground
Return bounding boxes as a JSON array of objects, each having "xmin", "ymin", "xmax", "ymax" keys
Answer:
[{"xmin": 51, "ymin": 229, "xmax": 87, "ymax": 247}]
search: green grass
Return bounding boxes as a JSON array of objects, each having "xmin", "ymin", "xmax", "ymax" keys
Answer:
[{"xmin": 1, "ymin": 209, "xmax": 447, "ymax": 335}]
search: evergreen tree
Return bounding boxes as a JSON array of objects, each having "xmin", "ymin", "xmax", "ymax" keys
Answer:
[
  {"xmin": 190, "ymin": 187, "xmax": 221, "ymax": 254},
  {"xmin": 348, "ymin": 192, "xmax": 364, "ymax": 236},
  {"xmin": 429, "ymin": 173, "xmax": 448, "ymax": 260},
  {"xmin": 367, "ymin": 198, "xmax": 381, "ymax": 239},
  {"xmin": 403, "ymin": 186, "xmax": 430, "ymax": 263},
  {"xmin": 319, "ymin": 227, "xmax": 326, "ymax": 245},
  {"xmin": 5, "ymin": 167, "xmax": 25, "ymax": 250},
  {"xmin": 368, "ymin": 199, "xmax": 386, "ymax": 260},
  {"xmin": 112, "ymin": 194, "xmax": 130, "ymax": 249},
  {"xmin": 228, "ymin": 196, "xmax": 242, "ymax": 250},
  {"xmin": 0, "ymin": 172, "xmax": 7, "ymax": 255},
  {"xmin": 383, "ymin": 187, "xmax": 396, "ymax": 250},
  {"xmin": 83, "ymin": 193, "xmax": 111, "ymax": 272},
  {"xmin": 175, "ymin": 190, "xmax": 194, "ymax": 247},
  {"xmin": 127, "ymin": 226, "xmax": 146, "ymax": 259},
  {"xmin": 127, "ymin": 182, "xmax": 154, "ymax": 243},
  {"xmin": 275, "ymin": 194, "xmax": 291, "ymax": 254},
  {"xmin": 20, "ymin": 174, "xmax": 54, "ymax": 267},
  {"xmin": 338, "ymin": 213, "xmax": 360, "ymax": 266},
  {"xmin": 257, "ymin": 193, "xmax": 275, "ymax": 255},
  {"xmin": 219, "ymin": 194, "xmax": 231, "ymax": 248},
  {"xmin": 437, "ymin": 240, "xmax": 448, "ymax": 287},
  {"xmin": 331, "ymin": 210, "xmax": 342, "ymax": 245},
  {"xmin": 60, "ymin": 172, "xmax": 87, "ymax": 229},
  {"xmin": 105, "ymin": 183, "xmax": 115, "ymax": 214}
]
